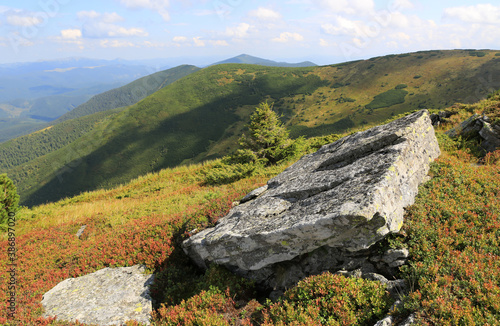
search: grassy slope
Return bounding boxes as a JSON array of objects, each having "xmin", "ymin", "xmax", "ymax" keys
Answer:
[
  {"xmin": 54, "ymin": 65, "xmax": 200, "ymax": 122},
  {"xmin": 0, "ymin": 65, "xmax": 200, "ymax": 172},
  {"xmin": 1, "ymin": 97, "xmax": 498, "ymax": 325},
  {"xmin": 6, "ymin": 49, "xmax": 500, "ymax": 207}
]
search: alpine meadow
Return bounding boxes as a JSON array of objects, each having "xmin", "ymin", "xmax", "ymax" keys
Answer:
[{"xmin": 0, "ymin": 49, "xmax": 499, "ymax": 326}]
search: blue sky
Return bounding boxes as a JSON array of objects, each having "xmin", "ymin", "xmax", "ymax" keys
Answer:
[{"xmin": 1, "ymin": 0, "xmax": 500, "ymax": 65}]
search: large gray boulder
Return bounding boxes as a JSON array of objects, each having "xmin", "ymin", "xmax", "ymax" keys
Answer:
[
  {"xmin": 42, "ymin": 265, "xmax": 154, "ymax": 325},
  {"xmin": 182, "ymin": 110, "xmax": 440, "ymax": 285}
]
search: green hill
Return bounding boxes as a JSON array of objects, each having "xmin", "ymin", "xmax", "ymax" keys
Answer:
[
  {"xmin": 54, "ymin": 64, "xmax": 200, "ymax": 122},
  {"xmin": 5, "ymin": 49, "xmax": 500, "ymax": 207},
  {"xmin": 1, "ymin": 93, "xmax": 498, "ymax": 325},
  {"xmin": 0, "ymin": 65, "xmax": 200, "ymax": 173}
]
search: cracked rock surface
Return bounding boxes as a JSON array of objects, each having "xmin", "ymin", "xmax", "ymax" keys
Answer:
[
  {"xmin": 182, "ymin": 110, "xmax": 440, "ymax": 281},
  {"xmin": 42, "ymin": 265, "xmax": 154, "ymax": 325}
]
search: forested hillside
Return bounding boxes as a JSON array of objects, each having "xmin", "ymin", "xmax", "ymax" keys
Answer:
[
  {"xmin": 4, "ymin": 49, "xmax": 500, "ymax": 207},
  {"xmin": 0, "ymin": 65, "xmax": 200, "ymax": 172},
  {"xmin": 54, "ymin": 65, "xmax": 200, "ymax": 122}
]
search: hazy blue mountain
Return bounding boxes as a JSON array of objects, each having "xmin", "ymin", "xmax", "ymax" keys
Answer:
[
  {"xmin": 211, "ymin": 54, "xmax": 317, "ymax": 67},
  {"xmin": 0, "ymin": 58, "xmax": 166, "ymax": 142}
]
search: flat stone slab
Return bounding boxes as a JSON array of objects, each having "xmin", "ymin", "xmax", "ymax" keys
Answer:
[
  {"xmin": 42, "ymin": 265, "xmax": 154, "ymax": 325},
  {"xmin": 182, "ymin": 110, "xmax": 440, "ymax": 274}
]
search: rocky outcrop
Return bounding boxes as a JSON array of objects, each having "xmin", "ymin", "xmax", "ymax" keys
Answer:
[
  {"xmin": 183, "ymin": 110, "xmax": 440, "ymax": 289},
  {"xmin": 42, "ymin": 265, "xmax": 154, "ymax": 325},
  {"xmin": 446, "ymin": 113, "xmax": 500, "ymax": 152}
]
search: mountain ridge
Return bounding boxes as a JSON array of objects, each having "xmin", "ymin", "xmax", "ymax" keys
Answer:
[
  {"xmin": 4, "ymin": 49, "xmax": 500, "ymax": 207},
  {"xmin": 211, "ymin": 54, "xmax": 317, "ymax": 67}
]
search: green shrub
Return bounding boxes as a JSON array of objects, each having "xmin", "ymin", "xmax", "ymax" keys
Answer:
[
  {"xmin": 0, "ymin": 174, "xmax": 19, "ymax": 225},
  {"xmin": 401, "ymin": 152, "xmax": 500, "ymax": 325},
  {"xmin": 262, "ymin": 272, "xmax": 393, "ymax": 325},
  {"xmin": 413, "ymin": 75, "xmax": 422, "ymax": 79},
  {"xmin": 395, "ymin": 84, "xmax": 408, "ymax": 89},
  {"xmin": 469, "ymin": 51, "xmax": 486, "ymax": 57},
  {"xmin": 365, "ymin": 89, "xmax": 408, "ymax": 110},
  {"xmin": 201, "ymin": 161, "xmax": 259, "ymax": 185}
]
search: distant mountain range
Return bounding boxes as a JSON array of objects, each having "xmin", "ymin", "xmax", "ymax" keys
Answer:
[
  {"xmin": 0, "ymin": 55, "xmax": 316, "ymax": 142},
  {"xmin": 211, "ymin": 54, "xmax": 317, "ymax": 67},
  {"xmin": 3, "ymin": 49, "xmax": 500, "ymax": 206}
]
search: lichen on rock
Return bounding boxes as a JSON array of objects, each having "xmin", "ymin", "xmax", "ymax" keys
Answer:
[
  {"xmin": 41, "ymin": 265, "xmax": 154, "ymax": 326},
  {"xmin": 182, "ymin": 110, "xmax": 440, "ymax": 288}
]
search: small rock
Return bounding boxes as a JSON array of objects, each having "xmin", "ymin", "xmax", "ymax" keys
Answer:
[
  {"xmin": 76, "ymin": 225, "xmax": 87, "ymax": 239},
  {"xmin": 382, "ymin": 248, "xmax": 409, "ymax": 264},
  {"xmin": 42, "ymin": 265, "xmax": 154, "ymax": 325},
  {"xmin": 374, "ymin": 316, "xmax": 393, "ymax": 326}
]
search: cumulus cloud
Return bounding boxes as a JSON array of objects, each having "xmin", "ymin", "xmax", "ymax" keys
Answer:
[
  {"xmin": 78, "ymin": 11, "xmax": 124, "ymax": 23},
  {"xmin": 193, "ymin": 36, "xmax": 205, "ymax": 47},
  {"xmin": 77, "ymin": 11, "xmax": 148, "ymax": 38},
  {"xmin": 249, "ymin": 7, "xmax": 282, "ymax": 20},
  {"xmin": 172, "ymin": 36, "xmax": 188, "ymax": 43},
  {"xmin": 6, "ymin": 14, "xmax": 44, "ymax": 27},
  {"xmin": 321, "ymin": 17, "xmax": 362, "ymax": 36},
  {"xmin": 272, "ymin": 32, "xmax": 304, "ymax": 43},
  {"xmin": 61, "ymin": 29, "xmax": 82, "ymax": 40},
  {"xmin": 100, "ymin": 39, "xmax": 136, "ymax": 47},
  {"xmin": 317, "ymin": 0, "xmax": 375, "ymax": 14},
  {"xmin": 118, "ymin": 0, "xmax": 170, "ymax": 21},
  {"xmin": 443, "ymin": 4, "xmax": 500, "ymax": 24},
  {"xmin": 211, "ymin": 40, "xmax": 229, "ymax": 46},
  {"xmin": 224, "ymin": 23, "xmax": 251, "ymax": 38},
  {"xmin": 393, "ymin": 0, "xmax": 414, "ymax": 10},
  {"xmin": 319, "ymin": 38, "xmax": 337, "ymax": 47}
]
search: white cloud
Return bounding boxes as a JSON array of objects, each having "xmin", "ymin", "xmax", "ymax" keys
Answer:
[
  {"xmin": 173, "ymin": 36, "xmax": 188, "ymax": 42},
  {"xmin": 224, "ymin": 23, "xmax": 251, "ymax": 38},
  {"xmin": 61, "ymin": 29, "xmax": 82, "ymax": 40},
  {"xmin": 317, "ymin": 0, "xmax": 375, "ymax": 14},
  {"xmin": 83, "ymin": 23, "xmax": 148, "ymax": 38},
  {"xmin": 118, "ymin": 0, "xmax": 170, "ymax": 21},
  {"xmin": 6, "ymin": 14, "xmax": 43, "ymax": 27},
  {"xmin": 319, "ymin": 38, "xmax": 336, "ymax": 47},
  {"xmin": 249, "ymin": 7, "xmax": 282, "ymax": 20},
  {"xmin": 193, "ymin": 36, "xmax": 205, "ymax": 47},
  {"xmin": 392, "ymin": 31, "xmax": 410, "ymax": 41},
  {"xmin": 393, "ymin": 0, "xmax": 414, "ymax": 10},
  {"xmin": 78, "ymin": 11, "xmax": 124, "ymax": 23},
  {"xmin": 143, "ymin": 40, "xmax": 167, "ymax": 47},
  {"xmin": 100, "ymin": 39, "xmax": 136, "ymax": 48},
  {"xmin": 77, "ymin": 11, "xmax": 148, "ymax": 38},
  {"xmin": 211, "ymin": 40, "xmax": 229, "ymax": 46},
  {"xmin": 272, "ymin": 32, "xmax": 304, "ymax": 43},
  {"xmin": 443, "ymin": 4, "xmax": 500, "ymax": 24},
  {"xmin": 321, "ymin": 16, "xmax": 362, "ymax": 36}
]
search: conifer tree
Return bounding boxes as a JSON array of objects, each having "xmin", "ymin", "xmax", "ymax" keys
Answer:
[
  {"xmin": 0, "ymin": 174, "xmax": 19, "ymax": 225},
  {"xmin": 236, "ymin": 102, "xmax": 291, "ymax": 165}
]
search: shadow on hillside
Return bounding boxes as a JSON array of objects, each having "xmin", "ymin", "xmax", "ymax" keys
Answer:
[{"xmin": 23, "ymin": 70, "xmax": 328, "ymax": 206}]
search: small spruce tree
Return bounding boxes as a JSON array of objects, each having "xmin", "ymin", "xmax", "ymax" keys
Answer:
[
  {"xmin": 0, "ymin": 174, "xmax": 20, "ymax": 225},
  {"xmin": 234, "ymin": 102, "xmax": 291, "ymax": 165}
]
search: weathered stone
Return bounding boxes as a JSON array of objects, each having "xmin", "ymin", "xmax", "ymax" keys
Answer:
[
  {"xmin": 445, "ymin": 113, "xmax": 500, "ymax": 153},
  {"xmin": 182, "ymin": 110, "xmax": 440, "ymax": 286},
  {"xmin": 445, "ymin": 113, "xmax": 483, "ymax": 138},
  {"xmin": 479, "ymin": 120, "xmax": 500, "ymax": 152},
  {"xmin": 382, "ymin": 248, "xmax": 409, "ymax": 265},
  {"xmin": 42, "ymin": 265, "xmax": 154, "ymax": 325},
  {"xmin": 76, "ymin": 225, "xmax": 87, "ymax": 239},
  {"xmin": 398, "ymin": 314, "xmax": 416, "ymax": 326}
]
